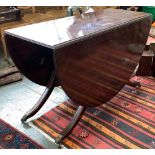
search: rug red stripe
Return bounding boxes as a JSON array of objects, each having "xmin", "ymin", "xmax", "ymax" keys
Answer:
[
  {"xmin": 97, "ymin": 105, "xmax": 155, "ymax": 139},
  {"xmin": 111, "ymin": 96, "xmax": 155, "ymax": 125},
  {"xmin": 52, "ymin": 108, "xmax": 117, "ymax": 148}
]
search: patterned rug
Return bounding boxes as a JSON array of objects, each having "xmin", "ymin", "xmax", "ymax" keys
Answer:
[
  {"xmin": 30, "ymin": 76, "xmax": 155, "ymax": 149},
  {"xmin": 0, "ymin": 119, "xmax": 43, "ymax": 149}
]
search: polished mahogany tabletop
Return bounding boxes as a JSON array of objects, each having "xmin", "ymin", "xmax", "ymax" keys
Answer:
[
  {"xmin": 5, "ymin": 9, "xmax": 151, "ymax": 49},
  {"xmin": 4, "ymin": 9, "xmax": 152, "ymax": 107}
]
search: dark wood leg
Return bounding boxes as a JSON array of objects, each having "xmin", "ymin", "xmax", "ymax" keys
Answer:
[
  {"xmin": 136, "ymin": 49, "xmax": 154, "ymax": 76},
  {"xmin": 21, "ymin": 71, "xmax": 57, "ymax": 122},
  {"xmin": 151, "ymin": 44, "xmax": 155, "ymax": 77},
  {"xmin": 55, "ymin": 105, "xmax": 86, "ymax": 145}
]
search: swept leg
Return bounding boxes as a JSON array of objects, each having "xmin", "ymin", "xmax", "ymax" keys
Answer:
[
  {"xmin": 21, "ymin": 71, "xmax": 57, "ymax": 122},
  {"xmin": 55, "ymin": 105, "xmax": 86, "ymax": 145}
]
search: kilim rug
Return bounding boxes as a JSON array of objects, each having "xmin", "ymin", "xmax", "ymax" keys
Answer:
[
  {"xmin": 30, "ymin": 76, "xmax": 155, "ymax": 149},
  {"xmin": 0, "ymin": 118, "xmax": 43, "ymax": 149}
]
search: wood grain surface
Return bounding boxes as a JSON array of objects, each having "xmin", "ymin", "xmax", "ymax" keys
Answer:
[{"xmin": 4, "ymin": 9, "xmax": 152, "ymax": 107}]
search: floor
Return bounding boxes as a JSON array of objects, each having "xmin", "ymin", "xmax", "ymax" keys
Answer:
[{"xmin": 0, "ymin": 48, "xmax": 69, "ymax": 149}]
